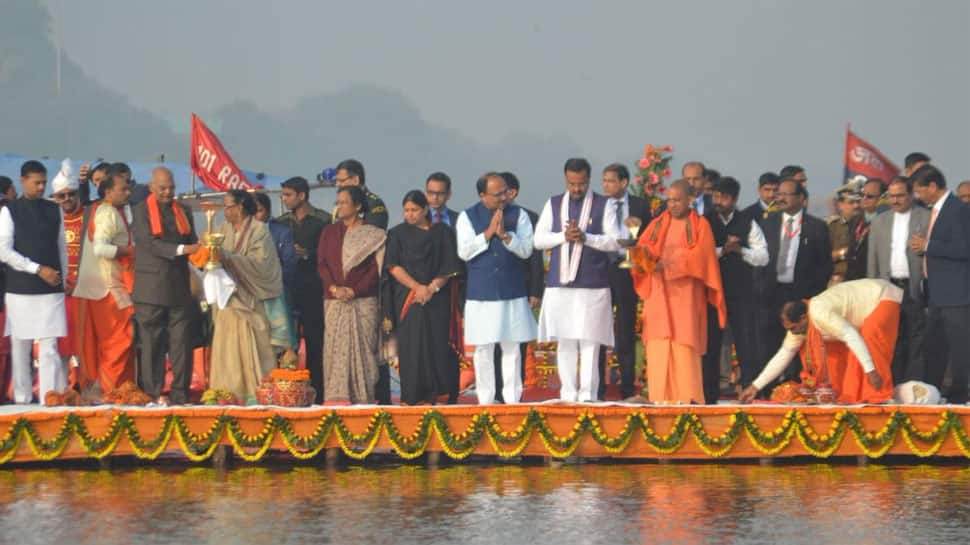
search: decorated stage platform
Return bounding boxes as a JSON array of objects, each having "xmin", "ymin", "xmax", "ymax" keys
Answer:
[{"xmin": 2, "ymin": 402, "xmax": 970, "ymax": 465}]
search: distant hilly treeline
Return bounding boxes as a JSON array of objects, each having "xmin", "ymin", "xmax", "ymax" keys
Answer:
[{"xmin": 0, "ymin": 0, "xmax": 584, "ymax": 212}]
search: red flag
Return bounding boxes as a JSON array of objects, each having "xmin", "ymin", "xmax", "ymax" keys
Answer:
[
  {"xmin": 190, "ymin": 113, "xmax": 258, "ymax": 191},
  {"xmin": 844, "ymin": 126, "xmax": 900, "ymax": 183}
]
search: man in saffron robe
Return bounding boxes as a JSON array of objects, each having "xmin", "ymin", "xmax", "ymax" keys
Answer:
[
  {"xmin": 632, "ymin": 179, "xmax": 726, "ymax": 404},
  {"xmin": 73, "ymin": 173, "xmax": 135, "ymax": 398},
  {"xmin": 740, "ymin": 278, "xmax": 900, "ymax": 404}
]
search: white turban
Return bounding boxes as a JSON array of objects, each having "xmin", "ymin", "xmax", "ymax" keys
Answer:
[{"xmin": 51, "ymin": 158, "xmax": 79, "ymax": 194}]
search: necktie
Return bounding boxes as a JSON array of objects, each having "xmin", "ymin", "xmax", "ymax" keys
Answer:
[
  {"xmin": 777, "ymin": 217, "xmax": 794, "ymax": 276},
  {"xmin": 614, "ymin": 200, "xmax": 624, "ymax": 233},
  {"xmin": 434, "ymin": 209, "xmax": 442, "ymax": 224},
  {"xmin": 923, "ymin": 206, "xmax": 939, "ymax": 277}
]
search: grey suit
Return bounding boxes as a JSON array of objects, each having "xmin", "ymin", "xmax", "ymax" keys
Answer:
[
  {"xmin": 867, "ymin": 206, "xmax": 930, "ymax": 382},
  {"xmin": 131, "ymin": 200, "xmax": 199, "ymax": 403},
  {"xmin": 868, "ymin": 207, "xmax": 929, "ymax": 299}
]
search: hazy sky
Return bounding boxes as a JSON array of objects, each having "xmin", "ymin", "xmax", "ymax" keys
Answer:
[{"xmin": 37, "ymin": 0, "xmax": 970, "ymax": 202}]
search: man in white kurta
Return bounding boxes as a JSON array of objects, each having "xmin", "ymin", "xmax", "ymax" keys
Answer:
[
  {"xmin": 0, "ymin": 161, "xmax": 68, "ymax": 404},
  {"xmin": 456, "ymin": 173, "xmax": 537, "ymax": 404},
  {"xmin": 534, "ymin": 159, "xmax": 621, "ymax": 402},
  {"xmin": 740, "ymin": 278, "xmax": 902, "ymax": 404}
]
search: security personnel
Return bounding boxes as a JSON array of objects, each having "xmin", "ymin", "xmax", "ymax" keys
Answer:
[
  {"xmin": 828, "ymin": 186, "xmax": 861, "ymax": 284},
  {"xmin": 333, "ymin": 159, "xmax": 388, "ymax": 230}
]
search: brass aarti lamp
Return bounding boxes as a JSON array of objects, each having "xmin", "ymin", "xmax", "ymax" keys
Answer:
[
  {"xmin": 199, "ymin": 201, "xmax": 225, "ymax": 271},
  {"xmin": 617, "ymin": 216, "xmax": 643, "ymax": 270}
]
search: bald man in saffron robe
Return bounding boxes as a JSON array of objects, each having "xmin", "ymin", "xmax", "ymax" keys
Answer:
[{"xmin": 632, "ymin": 180, "xmax": 726, "ymax": 404}]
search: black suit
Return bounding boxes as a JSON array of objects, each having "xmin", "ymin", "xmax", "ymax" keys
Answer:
[
  {"xmin": 742, "ymin": 201, "xmax": 771, "ymax": 226},
  {"xmin": 431, "ymin": 206, "xmax": 460, "ymax": 228},
  {"xmin": 703, "ymin": 208, "xmax": 764, "ymax": 401},
  {"xmin": 924, "ymin": 193, "xmax": 970, "ymax": 403},
  {"xmin": 131, "ymin": 200, "xmax": 198, "ymax": 404},
  {"xmin": 759, "ymin": 210, "xmax": 833, "ymax": 383},
  {"xmin": 495, "ymin": 206, "xmax": 544, "ymax": 402},
  {"xmin": 598, "ymin": 194, "xmax": 652, "ymax": 399}
]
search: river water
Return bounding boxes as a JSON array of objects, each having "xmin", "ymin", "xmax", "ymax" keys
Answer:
[{"xmin": 1, "ymin": 461, "xmax": 968, "ymax": 545}]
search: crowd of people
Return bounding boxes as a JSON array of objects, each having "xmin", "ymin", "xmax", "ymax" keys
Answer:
[{"xmin": 0, "ymin": 152, "xmax": 968, "ymax": 407}]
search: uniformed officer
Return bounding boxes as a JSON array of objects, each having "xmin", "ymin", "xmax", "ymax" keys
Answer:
[
  {"xmin": 334, "ymin": 159, "xmax": 388, "ymax": 230},
  {"xmin": 827, "ymin": 186, "xmax": 861, "ymax": 284}
]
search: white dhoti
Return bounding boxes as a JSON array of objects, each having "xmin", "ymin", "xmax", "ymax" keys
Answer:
[
  {"xmin": 473, "ymin": 342, "xmax": 523, "ymax": 405},
  {"xmin": 463, "ymin": 297, "xmax": 537, "ymax": 345},
  {"xmin": 464, "ymin": 297, "xmax": 537, "ymax": 405},
  {"xmin": 537, "ymin": 287, "xmax": 614, "ymax": 346},
  {"xmin": 4, "ymin": 292, "xmax": 68, "ymax": 404},
  {"xmin": 538, "ymin": 287, "xmax": 613, "ymax": 402}
]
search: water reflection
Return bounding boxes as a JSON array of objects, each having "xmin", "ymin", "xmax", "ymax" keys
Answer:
[{"xmin": 1, "ymin": 462, "xmax": 969, "ymax": 545}]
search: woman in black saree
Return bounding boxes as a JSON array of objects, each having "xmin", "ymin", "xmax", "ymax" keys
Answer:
[{"xmin": 385, "ymin": 190, "xmax": 463, "ymax": 405}]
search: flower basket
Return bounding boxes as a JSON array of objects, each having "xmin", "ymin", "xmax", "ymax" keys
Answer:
[
  {"xmin": 255, "ymin": 380, "xmax": 275, "ymax": 405},
  {"xmin": 273, "ymin": 380, "xmax": 314, "ymax": 407}
]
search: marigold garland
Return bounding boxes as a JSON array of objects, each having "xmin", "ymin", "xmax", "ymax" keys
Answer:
[{"xmin": 1, "ymin": 408, "xmax": 969, "ymax": 463}]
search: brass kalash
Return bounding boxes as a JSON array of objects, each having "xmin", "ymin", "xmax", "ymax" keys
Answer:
[
  {"xmin": 199, "ymin": 201, "xmax": 225, "ymax": 270},
  {"xmin": 617, "ymin": 217, "xmax": 654, "ymax": 271}
]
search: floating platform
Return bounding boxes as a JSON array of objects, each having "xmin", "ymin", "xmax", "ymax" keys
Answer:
[{"xmin": 1, "ymin": 403, "xmax": 969, "ymax": 464}]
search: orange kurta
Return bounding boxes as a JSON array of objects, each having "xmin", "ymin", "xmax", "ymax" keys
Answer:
[
  {"xmin": 632, "ymin": 210, "xmax": 726, "ymax": 403},
  {"xmin": 58, "ymin": 207, "xmax": 85, "ymax": 359},
  {"xmin": 801, "ymin": 299, "xmax": 899, "ymax": 403}
]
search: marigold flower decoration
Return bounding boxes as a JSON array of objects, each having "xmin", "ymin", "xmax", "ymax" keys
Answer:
[{"xmin": 632, "ymin": 144, "xmax": 674, "ymax": 215}]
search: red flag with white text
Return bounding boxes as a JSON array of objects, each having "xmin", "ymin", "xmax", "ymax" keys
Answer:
[
  {"xmin": 843, "ymin": 126, "xmax": 900, "ymax": 183},
  {"xmin": 190, "ymin": 113, "xmax": 258, "ymax": 191}
]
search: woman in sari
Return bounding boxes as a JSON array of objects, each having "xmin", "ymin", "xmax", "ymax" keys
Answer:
[
  {"xmin": 208, "ymin": 190, "xmax": 283, "ymax": 402},
  {"xmin": 385, "ymin": 190, "xmax": 463, "ymax": 405},
  {"xmin": 317, "ymin": 186, "xmax": 385, "ymax": 404},
  {"xmin": 253, "ymin": 192, "xmax": 298, "ymax": 353}
]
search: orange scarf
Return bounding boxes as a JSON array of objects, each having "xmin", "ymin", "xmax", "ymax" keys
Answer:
[
  {"xmin": 800, "ymin": 306, "xmax": 827, "ymax": 387},
  {"xmin": 632, "ymin": 209, "xmax": 727, "ymax": 328},
  {"xmin": 641, "ymin": 209, "xmax": 702, "ymax": 257},
  {"xmin": 146, "ymin": 193, "xmax": 190, "ymax": 237}
]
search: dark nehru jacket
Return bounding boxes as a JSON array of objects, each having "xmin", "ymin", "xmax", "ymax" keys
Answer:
[
  {"xmin": 463, "ymin": 202, "xmax": 527, "ymax": 301},
  {"xmin": 708, "ymin": 209, "xmax": 757, "ymax": 300},
  {"xmin": 547, "ymin": 193, "xmax": 610, "ymax": 288},
  {"xmin": 5, "ymin": 198, "xmax": 63, "ymax": 295}
]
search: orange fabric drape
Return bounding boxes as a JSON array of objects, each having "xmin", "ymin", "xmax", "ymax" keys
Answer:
[
  {"xmin": 631, "ymin": 210, "xmax": 726, "ymax": 328},
  {"xmin": 146, "ymin": 193, "xmax": 190, "ymax": 237},
  {"xmin": 79, "ymin": 293, "xmax": 135, "ymax": 394},
  {"xmin": 645, "ymin": 339, "xmax": 704, "ymax": 404},
  {"xmin": 800, "ymin": 299, "xmax": 899, "ymax": 403}
]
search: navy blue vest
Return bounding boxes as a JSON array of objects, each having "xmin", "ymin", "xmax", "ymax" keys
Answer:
[
  {"xmin": 547, "ymin": 193, "xmax": 610, "ymax": 289},
  {"xmin": 5, "ymin": 198, "xmax": 63, "ymax": 295},
  {"xmin": 464, "ymin": 203, "xmax": 528, "ymax": 301}
]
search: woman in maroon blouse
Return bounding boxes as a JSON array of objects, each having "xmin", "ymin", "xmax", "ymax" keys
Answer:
[{"xmin": 317, "ymin": 186, "xmax": 386, "ymax": 404}]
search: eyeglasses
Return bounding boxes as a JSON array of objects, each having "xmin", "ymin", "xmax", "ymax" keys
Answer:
[
  {"xmin": 335, "ymin": 176, "xmax": 357, "ymax": 185},
  {"xmin": 52, "ymin": 191, "xmax": 77, "ymax": 200}
]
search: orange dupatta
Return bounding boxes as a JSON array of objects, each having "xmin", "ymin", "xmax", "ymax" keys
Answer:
[{"xmin": 146, "ymin": 193, "xmax": 191, "ymax": 237}]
